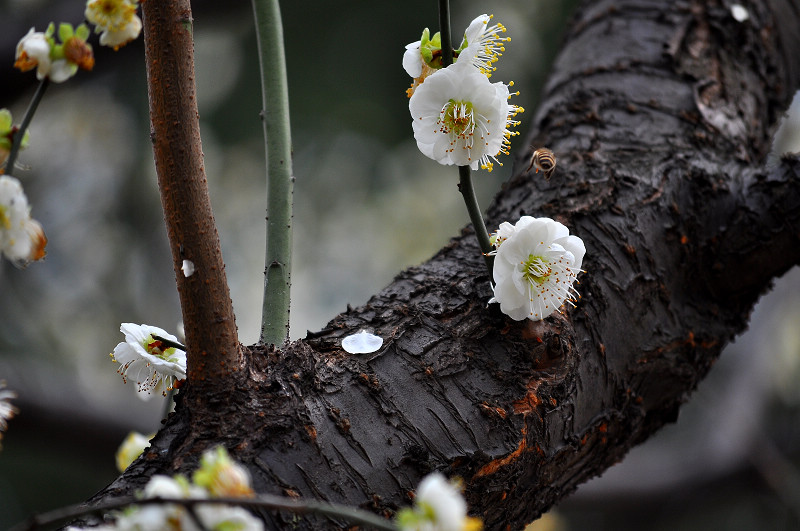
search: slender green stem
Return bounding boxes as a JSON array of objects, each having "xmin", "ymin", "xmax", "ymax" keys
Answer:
[
  {"xmin": 152, "ymin": 334, "xmax": 186, "ymax": 351},
  {"xmin": 251, "ymin": 0, "xmax": 294, "ymax": 346},
  {"xmin": 438, "ymin": 0, "xmax": 453, "ymax": 66},
  {"xmin": 458, "ymin": 165, "xmax": 494, "ymax": 276},
  {"xmin": 5, "ymin": 78, "xmax": 49, "ymax": 174},
  {"xmin": 439, "ymin": 0, "xmax": 494, "ymax": 279},
  {"xmin": 11, "ymin": 494, "xmax": 398, "ymax": 531}
]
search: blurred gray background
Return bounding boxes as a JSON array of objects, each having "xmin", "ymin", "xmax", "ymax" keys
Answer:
[{"xmin": 1, "ymin": 1, "xmax": 798, "ymax": 529}]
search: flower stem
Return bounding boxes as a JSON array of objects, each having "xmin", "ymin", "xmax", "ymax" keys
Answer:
[
  {"xmin": 152, "ymin": 334, "xmax": 186, "ymax": 351},
  {"xmin": 458, "ymin": 165, "xmax": 494, "ymax": 277},
  {"xmin": 5, "ymin": 78, "xmax": 49, "ymax": 175},
  {"xmin": 11, "ymin": 494, "xmax": 399, "ymax": 531},
  {"xmin": 438, "ymin": 0, "xmax": 453, "ymax": 66},
  {"xmin": 251, "ymin": 0, "xmax": 294, "ymax": 346},
  {"xmin": 438, "ymin": 0, "xmax": 494, "ymax": 279}
]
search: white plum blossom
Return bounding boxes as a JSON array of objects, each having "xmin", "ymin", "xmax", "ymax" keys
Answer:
[
  {"xmin": 403, "ymin": 14, "xmax": 510, "ymax": 97},
  {"xmin": 341, "ymin": 330, "xmax": 383, "ymax": 354},
  {"xmin": 488, "ymin": 220, "xmax": 515, "ymax": 248},
  {"xmin": 72, "ymin": 451, "xmax": 264, "ymax": 531},
  {"xmin": 115, "ymin": 431, "xmax": 153, "ymax": 472},
  {"xmin": 193, "ymin": 446, "xmax": 255, "ymax": 498},
  {"xmin": 110, "ymin": 323, "xmax": 186, "ymax": 400},
  {"xmin": 456, "ymin": 14, "xmax": 509, "ymax": 78},
  {"xmin": 403, "ymin": 40, "xmax": 425, "ymax": 79},
  {"xmin": 194, "ymin": 505, "xmax": 264, "ymax": 531},
  {"xmin": 0, "ymin": 175, "xmax": 47, "ymax": 266},
  {"xmin": 14, "ymin": 28, "xmax": 52, "ymax": 80},
  {"xmin": 14, "ymin": 24, "xmax": 94, "ymax": 83},
  {"xmin": 397, "ymin": 473, "xmax": 482, "ymax": 531},
  {"xmin": 409, "ymin": 60, "xmax": 522, "ymax": 171},
  {"xmin": 117, "ymin": 474, "xmax": 206, "ymax": 530},
  {"xmin": 85, "ymin": 0, "xmax": 143, "ymax": 50},
  {"xmin": 489, "ymin": 216, "xmax": 585, "ymax": 321}
]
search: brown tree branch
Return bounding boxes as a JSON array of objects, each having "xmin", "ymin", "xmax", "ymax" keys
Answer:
[
  {"xmin": 141, "ymin": 0, "xmax": 242, "ymax": 386},
  {"xmin": 86, "ymin": 0, "xmax": 800, "ymax": 529}
]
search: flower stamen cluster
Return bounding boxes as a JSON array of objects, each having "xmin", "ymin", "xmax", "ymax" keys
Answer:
[{"xmin": 456, "ymin": 14, "xmax": 510, "ymax": 78}]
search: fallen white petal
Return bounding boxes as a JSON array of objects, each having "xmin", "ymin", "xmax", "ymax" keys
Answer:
[
  {"xmin": 181, "ymin": 259, "xmax": 195, "ymax": 277},
  {"xmin": 342, "ymin": 330, "xmax": 383, "ymax": 354}
]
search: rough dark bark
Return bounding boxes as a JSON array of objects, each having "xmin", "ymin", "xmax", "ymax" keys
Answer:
[{"xmin": 88, "ymin": 0, "xmax": 800, "ymax": 529}]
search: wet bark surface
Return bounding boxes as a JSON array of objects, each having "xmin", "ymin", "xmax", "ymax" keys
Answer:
[{"xmin": 87, "ymin": 0, "xmax": 800, "ymax": 529}]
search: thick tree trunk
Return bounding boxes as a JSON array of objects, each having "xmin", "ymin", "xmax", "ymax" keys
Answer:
[{"xmin": 88, "ymin": 0, "xmax": 800, "ymax": 529}]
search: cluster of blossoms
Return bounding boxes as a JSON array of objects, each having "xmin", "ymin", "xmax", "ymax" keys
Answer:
[
  {"xmin": 396, "ymin": 473, "xmax": 482, "ymax": 531},
  {"xmin": 404, "ymin": 14, "xmax": 523, "ymax": 172},
  {"xmin": 14, "ymin": 23, "xmax": 94, "ymax": 83},
  {"xmin": 0, "ymin": 174, "xmax": 47, "ymax": 266},
  {"xmin": 14, "ymin": 0, "xmax": 141, "ymax": 83},
  {"xmin": 110, "ymin": 323, "xmax": 187, "ymax": 400},
  {"xmin": 489, "ymin": 217, "xmax": 585, "ymax": 321},
  {"xmin": 8, "ymin": 2, "xmax": 142, "ymax": 264},
  {"xmin": 69, "ymin": 446, "xmax": 263, "ymax": 531},
  {"xmin": 1, "ymin": 110, "xmax": 44, "ymax": 266}
]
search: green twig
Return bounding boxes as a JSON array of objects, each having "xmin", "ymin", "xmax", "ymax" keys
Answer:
[
  {"xmin": 11, "ymin": 494, "xmax": 398, "ymax": 531},
  {"xmin": 5, "ymin": 78, "xmax": 49, "ymax": 174},
  {"xmin": 439, "ymin": 0, "xmax": 494, "ymax": 279},
  {"xmin": 251, "ymin": 0, "xmax": 294, "ymax": 346},
  {"xmin": 152, "ymin": 334, "xmax": 186, "ymax": 351},
  {"xmin": 458, "ymin": 165, "xmax": 494, "ymax": 276},
  {"xmin": 438, "ymin": 0, "xmax": 453, "ymax": 66}
]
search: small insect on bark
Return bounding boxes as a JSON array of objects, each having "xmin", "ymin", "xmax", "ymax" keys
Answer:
[{"xmin": 526, "ymin": 147, "xmax": 556, "ymax": 180}]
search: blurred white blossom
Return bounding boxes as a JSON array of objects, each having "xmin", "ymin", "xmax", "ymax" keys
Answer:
[
  {"xmin": 14, "ymin": 28, "xmax": 52, "ymax": 80},
  {"xmin": 397, "ymin": 473, "xmax": 482, "ymax": 531},
  {"xmin": 14, "ymin": 23, "xmax": 94, "ymax": 83},
  {"xmin": 0, "ymin": 175, "xmax": 47, "ymax": 266},
  {"xmin": 0, "ymin": 381, "xmax": 18, "ymax": 448},
  {"xmin": 85, "ymin": 0, "xmax": 142, "ymax": 50},
  {"xmin": 193, "ymin": 446, "xmax": 255, "ymax": 498},
  {"xmin": 115, "ymin": 431, "xmax": 153, "ymax": 472},
  {"xmin": 69, "ymin": 447, "xmax": 263, "ymax": 530}
]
